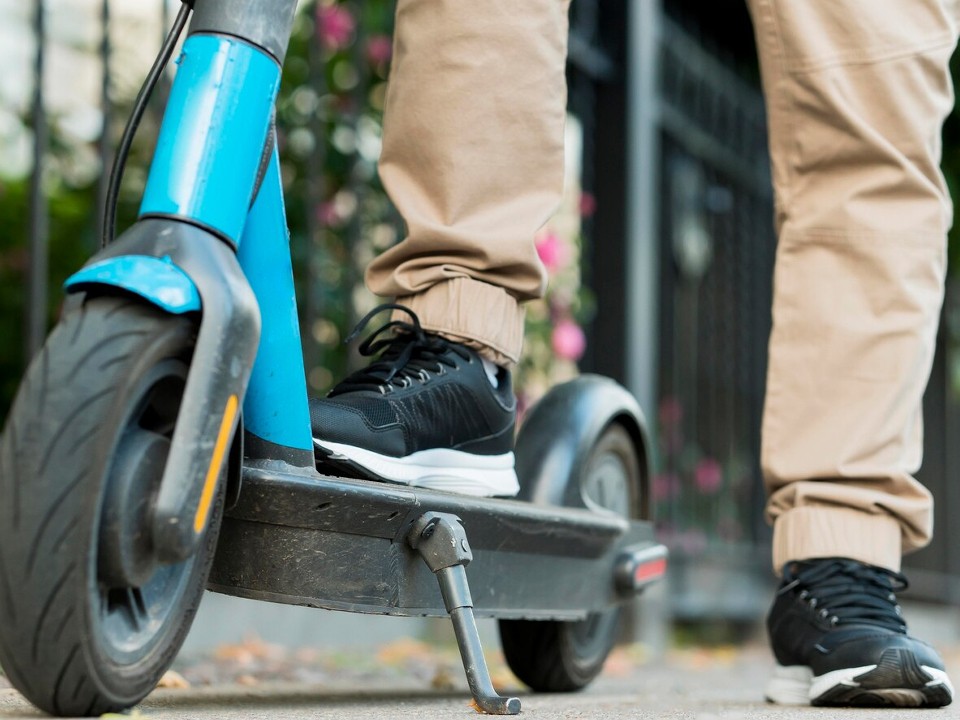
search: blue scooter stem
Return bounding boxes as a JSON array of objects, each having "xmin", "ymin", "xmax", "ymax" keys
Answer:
[{"xmin": 71, "ymin": 0, "xmax": 301, "ymax": 563}]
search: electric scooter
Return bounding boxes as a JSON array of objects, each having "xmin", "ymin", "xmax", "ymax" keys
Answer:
[{"xmin": 0, "ymin": 1, "xmax": 666, "ymax": 715}]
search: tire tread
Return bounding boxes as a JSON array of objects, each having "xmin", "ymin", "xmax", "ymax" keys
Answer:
[{"xmin": 0, "ymin": 297, "xmax": 213, "ymax": 717}]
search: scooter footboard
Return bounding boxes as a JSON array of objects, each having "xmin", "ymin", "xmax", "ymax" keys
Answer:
[{"xmin": 207, "ymin": 465, "xmax": 662, "ymax": 619}]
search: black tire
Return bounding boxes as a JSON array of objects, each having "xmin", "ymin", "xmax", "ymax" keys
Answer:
[
  {"xmin": 499, "ymin": 423, "xmax": 639, "ymax": 692},
  {"xmin": 0, "ymin": 296, "xmax": 223, "ymax": 716}
]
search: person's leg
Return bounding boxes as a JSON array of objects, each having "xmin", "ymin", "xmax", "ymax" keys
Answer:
[
  {"xmin": 310, "ymin": 0, "xmax": 572, "ymax": 495},
  {"xmin": 747, "ymin": 0, "xmax": 957, "ymax": 706},
  {"xmin": 367, "ymin": 0, "xmax": 572, "ymax": 368}
]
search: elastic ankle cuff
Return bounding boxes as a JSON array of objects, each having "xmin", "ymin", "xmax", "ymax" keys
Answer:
[
  {"xmin": 772, "ymin": 506, "xmax": 902, "ymax": 575},
  {"xmin": 393, "ymin": 278, "xmax": 525, "ymax": 367}
]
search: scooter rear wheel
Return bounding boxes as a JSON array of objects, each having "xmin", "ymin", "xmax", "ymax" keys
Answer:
[
  {"xmin": 0, "ymin": 296, "xmax": 222, "ymax": 716},
  {"xmin": 499, "ymin": 423, "xmax": 639, "ymax": 692}
]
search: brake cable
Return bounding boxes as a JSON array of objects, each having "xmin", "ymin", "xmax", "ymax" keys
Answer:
[{"xmin": 101, "ymin": 1, "xmax": 193, "ymax": 248}]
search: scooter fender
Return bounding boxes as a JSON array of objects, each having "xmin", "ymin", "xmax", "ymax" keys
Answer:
[
  {"xmin": 65, "ymin": 255, "xmax": 201, "ymax": 314},
  {"xmin": 515, "ymin": 374, "xmax": 653, "ymax": 519},
  {"xmin": 65, "ymin": 217, "xmax": 260, "ymax": 562}
]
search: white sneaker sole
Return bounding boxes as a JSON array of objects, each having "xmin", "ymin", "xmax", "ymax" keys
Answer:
[
  {"xmin": 314, "ymin": 439, "xmax": 520, "ymax": 498},
  {"xmin": 766, "ymin": 661, "xmax": 954, "ymax": 707}
]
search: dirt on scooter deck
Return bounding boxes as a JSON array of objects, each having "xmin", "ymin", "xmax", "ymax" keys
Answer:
[{"xmin": 207, "ymin": 463, "xmax": 664, "ymax": 619}]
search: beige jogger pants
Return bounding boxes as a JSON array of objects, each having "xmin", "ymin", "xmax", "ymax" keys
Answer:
[
  {"xmin": 366, "ymin": 0, "xmax": 571, "ymax": 367},
  {"xmin": 747, "ymin": 0, "xmax": 959, "ymax": 572},
  {"xmin": 369, "ymin": 0, "xmax": 958, "ymax": 573}
]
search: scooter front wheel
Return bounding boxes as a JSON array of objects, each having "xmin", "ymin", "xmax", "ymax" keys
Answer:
[{"xmin": 0, "ymin": 296, "xmax": 222, "ymax": 717}]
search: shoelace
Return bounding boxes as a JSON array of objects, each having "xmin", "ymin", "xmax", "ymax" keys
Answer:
[
  {"xmin": 328, "ymin": 303, "xmax": 472, "ymax": 397},
  {"xmin": 779, "ymin": 558, "xmax": 908, "ymax": 632}
]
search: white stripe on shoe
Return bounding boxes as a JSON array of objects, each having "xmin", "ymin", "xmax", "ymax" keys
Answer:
[
  {"xmin": 765, "ymin": 665, "xmax": 813, "ymax": 705},
  {"xmin": 808, "ymin": 664, "xmax": 880, "ymax": 703},
  {"xmin": 766, "ymin": 663, "xmax": 954, "ymax": 707},
  {"xmin": 314, "ymin": 439, "xmax": 520, "ymax": 497}
]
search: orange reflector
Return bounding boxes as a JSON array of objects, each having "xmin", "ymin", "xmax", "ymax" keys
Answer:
[{"xmin": 193, "ymin": 394, "xmax": 238, "ymax": 534}]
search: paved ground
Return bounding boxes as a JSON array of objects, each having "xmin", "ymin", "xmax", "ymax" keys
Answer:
[{"xmin": 2, "ymin": 641, "xmax": 959, "ymax": 719}]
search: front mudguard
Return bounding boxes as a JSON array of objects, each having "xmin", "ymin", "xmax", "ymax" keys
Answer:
[
  {"xmin": 65, "ymin": 218, "xmax": 260, "ymax": 561},
  {"xmin": 515, "ymin": 374, "xmax": 652, "ymax": 520}
]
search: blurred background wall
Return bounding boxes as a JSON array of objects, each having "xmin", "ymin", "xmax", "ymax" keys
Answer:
[{"xmin": 2, "ymin": 0, "xmax": 960, "ymax": 649}]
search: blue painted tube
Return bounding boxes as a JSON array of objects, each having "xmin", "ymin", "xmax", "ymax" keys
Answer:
[
  {"xmin": 140, "ymin": 34, "xmax": 281, "ymax": 244},
  {"xmin": 238, "ymin": 143, "xmax": 314, "ymax": 452},
  {"xmin": 64, "ymin": 255, "xmax": 201, "ymax": 314}
]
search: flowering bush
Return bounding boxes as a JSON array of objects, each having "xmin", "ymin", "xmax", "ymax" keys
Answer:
[{"xmin": 515, "ymin": 187, "xmax": 593, "ymax": 418}]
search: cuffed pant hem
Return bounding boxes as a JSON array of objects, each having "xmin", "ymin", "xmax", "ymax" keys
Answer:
[
  {"xmin": 393, "ymin": 277, "xmax": 525, "ymax": 367},
  {"xmin": 772, "ymin": 506, "xmax": 902, "ymax": 575}
]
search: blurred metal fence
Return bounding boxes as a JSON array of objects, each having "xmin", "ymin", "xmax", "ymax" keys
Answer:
[
  {"xmin": 24, "ymin": 0, "xmax": 173, "ymax": 363},
  {"xmin": 909, "ymin": 299, "xmax": 960, "ymax": 603},
  {"xmin": 651, "ymin": 18, "xmax": 777, "ymax": 619},
  {"xmin": 649, "ymin": 16, "xmax": 960, "ymax": 609}
]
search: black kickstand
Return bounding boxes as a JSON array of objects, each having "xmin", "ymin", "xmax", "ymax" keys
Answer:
[{"xmin": 408, "ymin": 512, "xmax": 521, "ymax": 715}]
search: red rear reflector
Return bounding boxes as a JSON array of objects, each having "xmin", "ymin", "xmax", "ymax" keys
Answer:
[
  {"xmin": 615, "ymin": 543, "xmax": 668, "ymax": 594},
  {"xmin": 634, "ymin": 557, "xmax": 667, "ymax": 583}
]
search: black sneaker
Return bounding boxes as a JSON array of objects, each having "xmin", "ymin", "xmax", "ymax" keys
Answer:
[
  {"xmin": 766, "ymin": 557, "xmax": 953, "ymax": 707},
  {"xmin": 310, "ymin": 303, "xmax": 520, "ymax": 497}
]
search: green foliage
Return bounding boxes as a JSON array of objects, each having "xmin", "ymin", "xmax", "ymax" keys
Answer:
[
  {"xmin": 0, "ymin": 179, "xmax": 96, "ymax": 420},
  {"xmin": 943, "ymin": 53, "xmax": 960, "ymax": 398},
  {"xmin": 944, "ymin": 52, "xmax": 960, "ymax": 280}
]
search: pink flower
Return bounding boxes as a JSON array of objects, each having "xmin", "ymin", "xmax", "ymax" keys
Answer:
[
  {"xmin": 316, "ymin": 4, "xmax": 355, "ymax": 51},
  {"xmin": 661, "ymin": 427, "xmax": 684, "ymax": 455},
  {"xmin": 551, "ymin": 319, "xmax": 586, "ymax": 361},
  {"xmin": 716, "ymin": 517, "xmax": 743, "ymax": 542},
  {"xmin": 651, "ymin": 473, "xmax": 680, "ymax": 502},
  {"xmin": 658, "ymin": 396, "xmax": 683, "ymax": 427},
  {"xmin": 657, "ymin": 397, "xmax": 685, "ymax": 453},
  {"xmin": 654, "ymin": 522, "xmax": 675, "ymax": 543},
  {"xmin": 535, "ymin": 230, "xmax": 569, "ymax": 273},
  {"xmin": 675, "ymin": 530, "xmax": 708, "ymax": 555},
  {"xmin": 579, "ymin": 192, "xmax": 597, "ymax": 217},
  {"xmin": 366, "ymin": 35, "xmax": 393, "ymax": 65},
  {"xmin": 316, "ymin": 201, "xmax": 341, "ymax": 227},
  {"xmin": 694, "ymin": 457, "xmax": 723, "ymax": 494}
]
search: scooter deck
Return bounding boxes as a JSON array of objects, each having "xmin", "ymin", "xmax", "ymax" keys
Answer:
[{"xmin": 207, "ymin": 460, "xmax": 661, "ymax": 620}]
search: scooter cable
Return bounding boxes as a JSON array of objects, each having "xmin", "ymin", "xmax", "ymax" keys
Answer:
[{"xmin": 101, "ymin": 1, "xmax": 193, "ymax": 248}]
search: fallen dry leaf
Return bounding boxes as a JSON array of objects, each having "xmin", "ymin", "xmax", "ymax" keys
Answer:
[
  {"xmin": 430, "ymin": 666, "xmax": 457, "ymax": 690},
  {"xmin": 213, "ymin": 636, "xmax": 283, "ymax": 665},
  {"xmin": 489, "ymin": 668, "xmax": 520, "ymax": 691},
  {"xmin": 601, "ymin": 647, "xmax": 634, "ymax": 678},
  {"xmin": 156, "ymin": 670, "xmax": 190, "ymax": 690},
  {"xmin": 101, "ymin": 709, "xmax": 148, "ymax": 719},
  {"xmin": 375, "ymin": 637, "xmax": 437, "ymax": 666}
]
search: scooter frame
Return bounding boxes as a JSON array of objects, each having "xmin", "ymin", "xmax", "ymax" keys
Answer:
[{"xmin": 55, "ymin": 0, "xmax": 667, "ymax": 714}]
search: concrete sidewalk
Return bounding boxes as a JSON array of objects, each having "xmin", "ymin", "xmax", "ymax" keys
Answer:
[
  {"xmin": 2, "ymin": 641, "xmax": 958, "ymax": 719},
  {"xmin": 1, "ymin": 594, "xmax": 957, "ymax": 718}
]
